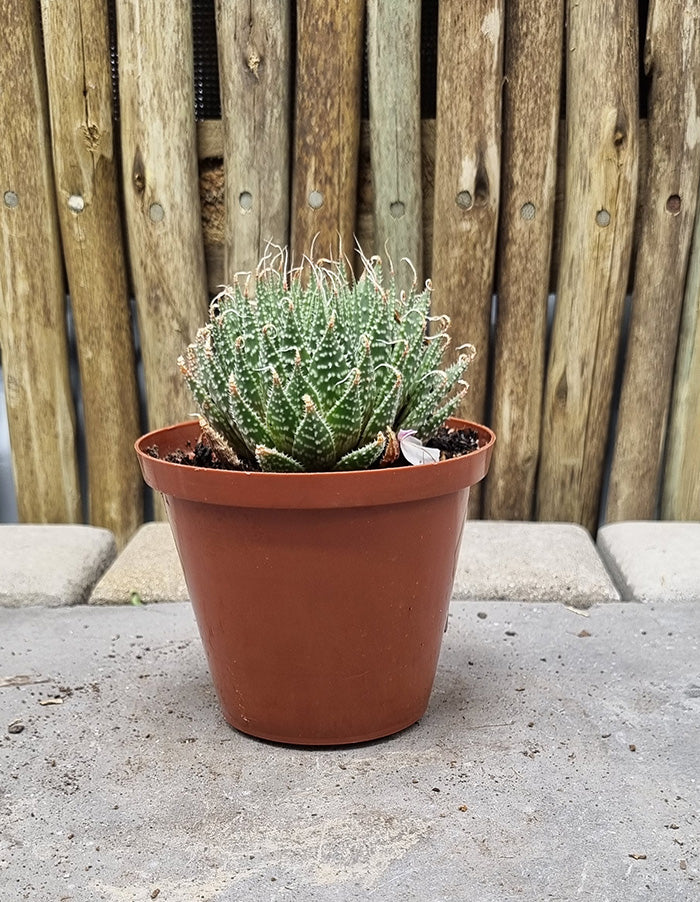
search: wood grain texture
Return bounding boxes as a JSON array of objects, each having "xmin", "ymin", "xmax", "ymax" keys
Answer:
[
  {"xmin": 0, "ymin": 0, "xmax": 81, "ymax": 523},
  {"xmin": 197, "ymin": 120, "xmax": 224, "ymax": 160},
  {"xmin": 117, "ymin": 0, "xmax": 208, "ymax": 433},
  {"xmin": 291, "ymin": 0, "xmax": 365, "ymax": 262},
  {"xmin": 537, "ymin": 0, "xmax": 639, "ymax": 532},
  {"xmin": 367, "ymin": 0, "xmax": 423, "ymax": 288},
  {"xmin": 431, "ymin": 1, "xmax": 504, "ymax": 425},
  {"xmin": 662, "ymin": 183, "xmax": 700, "ymax": 520},
  {"xmin": 484, "ymin": 0, "xmax": 564, "ymax": 521},
  {"xmin": 41, "ymin": 0, "xmax": 142, "ymax": 546},
  {"xmin": 203, "ymin": 118, "xmax": 654, "ymax": 297},
  {"xmin": 215, "ymin": 0, "xmax": 291, "ymax": 276},
  {"xmin": 607, "ymin": 0, "xmax": 700, "ymax": 522}
]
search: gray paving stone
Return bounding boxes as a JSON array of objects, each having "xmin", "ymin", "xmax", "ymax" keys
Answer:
[
  {"xmin": 0, "ymin": 600, "xmax": 697, "ymax": 900},
  {"xmin": 454, "ymin": 521, "xmax": 620, "ymax": 607},
  {"xmin": 0, "ymin": 524, "xmax": 116, "ymax": 607},
  {"xmin": 598, "ymin": 520, "xmax": 700, "ymax": 602},
  {"xmin": 89, "ymin": 522, "xmax": 188, "ymax": 605}
]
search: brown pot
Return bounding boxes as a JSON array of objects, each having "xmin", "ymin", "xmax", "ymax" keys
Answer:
[{"xmin": 135, "ymin": 417, "xmax": 495, "ymax": 746}]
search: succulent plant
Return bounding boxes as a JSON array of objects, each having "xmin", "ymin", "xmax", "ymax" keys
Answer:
[{"xmin": 178, "ymin": 247, "xmax": 475, "ymax": 472}]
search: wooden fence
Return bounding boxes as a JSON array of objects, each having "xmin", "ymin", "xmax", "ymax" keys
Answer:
[{"xmin": 0, "ymin": 0, "xmax": 699, "ymax": 548}]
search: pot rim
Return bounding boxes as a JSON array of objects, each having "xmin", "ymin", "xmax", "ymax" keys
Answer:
[{"xmin": 135, "ymin": 417, "xmax": 495, "ymax": 509}]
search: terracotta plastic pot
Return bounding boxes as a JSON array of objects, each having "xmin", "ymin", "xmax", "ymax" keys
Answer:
[{"xmin": 135, "ymin": 417, "xmax": 495, "ymax": 745}]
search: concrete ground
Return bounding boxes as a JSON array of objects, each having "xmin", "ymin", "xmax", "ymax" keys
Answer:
[{"xmin": 0, "ymin": 521, "xmax": 698, "ymax": 901}]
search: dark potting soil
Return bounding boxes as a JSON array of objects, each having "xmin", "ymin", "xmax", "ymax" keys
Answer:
[
  {"xmin": 425, "ymin": 426, "xmax": 480, "ymax": 458},
  {"xmin": 145, "ymin": 441, "xmax": 245, "ymax": 470},
  {"xmin": 145, "ymin": 425, "xmax": 481, "ymax": 472}
]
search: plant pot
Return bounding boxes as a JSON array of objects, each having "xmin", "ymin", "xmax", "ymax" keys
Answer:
[{"xmin": 135, "ymin": 417, "xmax": 495, "ymax": 745}]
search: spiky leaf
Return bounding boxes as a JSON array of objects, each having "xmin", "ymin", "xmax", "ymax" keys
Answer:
[
  {"xmin": 292, "ymin": 395, "xmax": 336, "ymax": 469},
  {"xmin": 256, "ymin": 446, "xmax": 305, "ymax": 473},
  {"xmin": 333, "ymin": 433, "xmax": 387, "ymax": 471},
  {"xmin": 362, "ymin": 367, "xmax": 403, "ymax": 440},
  {"xmin": 229, "ymin": 379, "xmax": 272, "ymax": 448},
  {"xmin": 326, "ymin": 368, "xmax": 364, "ymax": 456},
  {"xmin": 266, "ymin": 370, "xmax": 300, "ymax": 454},
  {"xmin": 308, "ymin": 313, "xmax": 348, "ymax": 408}
]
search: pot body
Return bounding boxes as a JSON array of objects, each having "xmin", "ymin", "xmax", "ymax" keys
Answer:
[{"xmin": 136, "ymin": 419, "xmax": 494, "ymax": 745}]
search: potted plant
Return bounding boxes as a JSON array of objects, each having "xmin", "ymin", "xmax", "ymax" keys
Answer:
[{"xmin": 135, "ymin": 248, "xmax": 495, "ymax": 745}]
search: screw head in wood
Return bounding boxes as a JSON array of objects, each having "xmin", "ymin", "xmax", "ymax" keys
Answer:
[
  {"xmin": 239, "ymin": 191, "xmax": 253, "ymax": 211},
  {"xmin": 67, "ymin": 194, "xmax": 85, "ymax": 213},
  {"xmin": 456, "ymin": 191, "xmax": 473, "ymax": 210},
  {"xmin": 149, "ymin": 203, "xmax": 165, "ymax": 222},
  {"xmin": 390, "ymin": 201, "xmax": 405, "ymax": 219},
  {"xmin": 595, "ymin": 209, "xmax": 611, "ymax": 227},
  {"xmin": 308, "ymin": 190, "xmax": 323, "ymax": 209},
  {"xmin": 666, "ymin": 194, "xmax": 681, "ymax": 215},
  {"xmin": 3, "ymin": 191, "xmax": 18, "ymax": 208},
  {"xmin": 521, "ymin": 202, "xmax": 536, "ymax": 220}
]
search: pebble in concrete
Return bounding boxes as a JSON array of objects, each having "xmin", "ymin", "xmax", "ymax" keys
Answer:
[
  {"xmin": 454, "ymin": 521, "xmax": 620, "ymax": 607},
  {"xmin": 0, "ymin": 524, "xmax": 116, "ymax": 607},
  {"xmin": 598, "ymin": 521, "xmax": 700, "ymax": 602},
  {"xmin": 89, "ymin": 522, "xmax": 188, "ymax": 604}
]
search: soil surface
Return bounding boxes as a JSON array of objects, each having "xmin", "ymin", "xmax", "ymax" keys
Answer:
[
  {"xmin": 425, "ymin": 425, "xmax": 480, "ymax": 458},
  {"xmin": 146, "ymin": 425, "xmax": 481, "ymax": 472}
]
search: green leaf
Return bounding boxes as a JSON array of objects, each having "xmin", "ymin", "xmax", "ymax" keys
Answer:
[
  {"xmin": 333, "ymin": 433, "xmax": 386, "ymax": 471},
  {"xmin": 363, "ymin": 367, "xmax": 403, "ymax": 440},
  {"xmin": 308, "ymin": 313, "xmax": 350, "ymax": 409},
  {"xmin": 266, "ymin": 370, "xmax": 300, "ymax": 454},
  {"xmin": 398, "ymin": 308, "xmax": 429, "ymax": 386},
  {"xmin": 255, "ymin": 446, "xmax": 305, "ymax": 472},
  {"xmin": 229, "ymin": 379, "xmax": 273, "ymax": 450},
  {"xmin": 355, "ymin": 334, "xmax": 375, "ymax": 417},
  {"xmin": 260, "ymin": 324, "xmax": 289, "ymax": 379},
  {"xmin": 278, "ymin": 302, "xmax": 307, "ymax": 364},
  {"xmin": 414, "ymin": 332, "xmax": 450, "ymax": 382},
  {"xmin": 292, "ymin": 395, "xmax": 336, "ymax": 469},
  {"xmin": 232, "ymin": 337, "xmax": 265, "ymax": 417},
  {"xmin": 326, "ymin": 368, "xmax": 365, "ymax": 456},
  {"xmin": 286, "ymin": 350, "xmax": 318, "ymax": 411},
  {"xmin": 416, "ymin": 386, "xmax": 469, "ymax": 441},
  {"xmin": 399, "ymin": 371, "xmax": 449, "ymax": 434}
]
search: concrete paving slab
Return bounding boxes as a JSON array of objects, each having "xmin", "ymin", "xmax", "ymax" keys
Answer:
[
  {"xmin": 598, "ymin": 521, "xmax": 700, "ymax": 602},
  {"xmin": 454, "ymin": 521, "xmax": 620, "ymax": 607},
  {"xmin": 1, "ymin": 600, "xmax": 697, "ymax": 901},
  {"xmin": 0, "ymin": 525, "xmax": 116, "ymax": 608},
  {"xmin": 89, "ymin": 522, "xmax": 188, "ymax": 605}
]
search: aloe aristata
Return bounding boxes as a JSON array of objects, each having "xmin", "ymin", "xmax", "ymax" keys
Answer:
[{"xmin": 178, "ymin": 249, "xmax": 475, "ymax": 472}]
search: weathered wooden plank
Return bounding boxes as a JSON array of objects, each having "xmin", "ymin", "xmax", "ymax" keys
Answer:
[
  {"xmin": 484, "ymin": 0, "xmax": 564, "ymax": 521},
  {"xmin": 0, "ymin": 0, "xmax": 81, "ymax": 523},
  {"xmin": 215, "ymin": 0, "xmax": 291, "ymax": 276},
  {"xmin": 116, "ymin": 0, "xmax": 208, "ymax": 433},
  {"xmin": 291, "ymin": 0, "xmax": 364, "ymax": 262},
  {"xmin": 40, "ymin": 0, "xmax": 142, "ymax": 546},
  {"xmin": 367, "ymin": 0, "xmax": 423, "ymax": 287},
  {"xmin": 431, "ymin": 1, "xmax": 504, "ymax": 426},
  {"xmin": 203, "ymin": 118, "xmax": 655, "ymax": 298},
  {"xmin": 606, "ymin": 1, "xmax": 700, "ymax": 523},
  {"xmin": 537, "ymin": 0, "xmax": 639, "ymax": 532},
  {"xmin": 197, "ymin": 120, "xmax": 223, "ymax": 160},
  {"xmin": 662, "ymin": 181, "xmax": 700, "ymax": 520}
]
